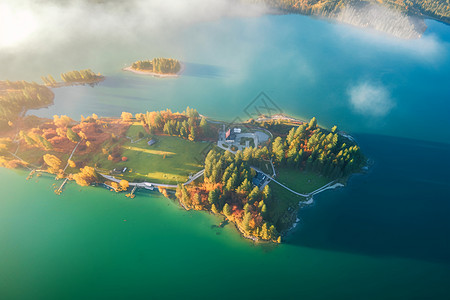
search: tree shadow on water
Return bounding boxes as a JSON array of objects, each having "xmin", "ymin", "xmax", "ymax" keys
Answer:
[{"xmin": 182, "ymin": 63, "xmax": 227, "ymax": 78}]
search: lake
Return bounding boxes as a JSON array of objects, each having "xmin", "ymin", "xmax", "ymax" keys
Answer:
[{"xmin": 1, "ymin": 14, "xmax": 450, "ymax": 299}]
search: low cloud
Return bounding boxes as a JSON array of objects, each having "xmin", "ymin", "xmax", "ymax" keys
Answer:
[
  {"xmin": 334, "ymin": 23, "xmax": 447, "ymax": 63},
  {"xmin": 348, "ymin": 82, "xmax": 394, "ymax": 117},
  {"xmin": 0, "ymin": 0, "xmax": 268, "ymax": 51}
]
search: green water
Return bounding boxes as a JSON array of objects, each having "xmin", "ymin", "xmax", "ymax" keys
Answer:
[
  {"xmin": 1, "ymin": 169, "xmax": 449, "ymax": 299},
  {"xmin": 1, "ymin": 13, "xmax": 450, "ymax": 299}
]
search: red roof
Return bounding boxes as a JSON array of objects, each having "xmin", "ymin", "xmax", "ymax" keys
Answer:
[{"xmin": 225, "ymin": 129, "xmax": 231, "ymax": 139}]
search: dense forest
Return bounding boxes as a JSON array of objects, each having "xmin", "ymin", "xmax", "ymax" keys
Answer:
[
  {"xmin": 177, "ymin": 149, "xmax": 281, "ymax": 242},
  {"xmin": 257, "ymin": 0, "xmax": 450, "ymax": 24},
  {"xmin": 0, "ymin": 81, "xmax": 54, "ymax": 131},
  {"xmin": 131, "ymin": 58, "xmax": 181, "ymax": 74},
  {"xmin": 134, "ymin": 107, "xmax": 216, "ymax": 141},
  {"xmin": 268, "ymin": 118, "xmax": 365, "ymax": 179}
]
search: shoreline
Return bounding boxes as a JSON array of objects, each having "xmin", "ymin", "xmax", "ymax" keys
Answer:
[
  {"xmin": 253, "ymin": 113, "xmax": 305, "ymax": 124},
  {"xmin": 122, "ymin": 62, "xmax": 185, "ymax": 78},
  {"xmin": 46, "ymin": 76, "xmax": 105, "ymax": 88}
]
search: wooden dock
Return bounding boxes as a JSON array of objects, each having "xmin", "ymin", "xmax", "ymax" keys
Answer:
[
  {"xmin": 130, "ymin": 185, "xmax": 137, "ymax": 195},
  {"xmin": 55, "ymin": 178, "xmax": 68, "ymax": 195},
  {"xmin": 26, "ymin": 169, "xmax": 36, "ymax": 180}
]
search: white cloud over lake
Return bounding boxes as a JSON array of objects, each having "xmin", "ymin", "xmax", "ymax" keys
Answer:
[
  {"xmin": 0, "ymin": 0, "xmax": 268, "ymax": 50},
  {"xmin": 348, "ymin": 82, "xmax": 394, "ymax": 117}
]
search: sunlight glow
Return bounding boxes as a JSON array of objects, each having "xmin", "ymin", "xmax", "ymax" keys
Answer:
[{"xmin": 0, "ymin": 3, "xmax": 38, "ymax": 48}]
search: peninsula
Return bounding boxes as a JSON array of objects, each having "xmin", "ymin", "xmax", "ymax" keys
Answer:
[
  {"xmin": 257, "ymin": 0, "xmax": 450, "ymax": 39},
  {"xmin": 123, "ymin": 58, "xmax": 183, "ymax": 78},
  {"xmin": 41, "ymin": 69, "xmax": 105, "ymax": 88},
  {"xmin": 0, "ymin": 105, "xmax": 366, "ymax": 243}
]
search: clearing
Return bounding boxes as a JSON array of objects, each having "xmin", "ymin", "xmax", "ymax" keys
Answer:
[
  {"xmin": 275, "ymin": 167, "xmax": 330, "ymax": 194},
  {"xmin": 90, "ymin": 124, "xmax": 207, "ymax": 184}
]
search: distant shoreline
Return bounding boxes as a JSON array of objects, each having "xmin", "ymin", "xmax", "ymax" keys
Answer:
[
  {"xmin": 48, "ymin": 76, "xmax": 105, "ymax": 88},
  {"xmin": 122, "ymin": 63, "xmax": 185, "ymax": 78}
]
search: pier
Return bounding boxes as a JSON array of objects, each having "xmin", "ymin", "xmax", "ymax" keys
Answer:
[{"xmin": 55, "ymin": 178, "xmax": 68, "ymax": 195}]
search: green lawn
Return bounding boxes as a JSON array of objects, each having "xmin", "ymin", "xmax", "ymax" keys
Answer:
[
  {"xmin": 275, "ymin": 167, "xmax": 331, "ymax": 194},
  {"xmin": 126, "ymin": 123, "xmax": 147, "ymax": 140},
  {"xmin": 16, "ymin": 146, "xmax": 69, "ymax": 169},
  {"xmin": 88, "ymin": 130, "xmax": 206, "ymax": 184}
]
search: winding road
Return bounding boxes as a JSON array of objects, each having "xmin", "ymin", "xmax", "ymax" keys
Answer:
[{"xmin": 250, "ymin": 166, "xmax": 343, "ymax": 198}]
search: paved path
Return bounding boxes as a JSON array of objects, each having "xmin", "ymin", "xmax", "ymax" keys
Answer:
[
  {"xmin": 125, "ymin": 136, "xmax": 145, "ymax": 144},
  {"xmin": 63, "ymin": 139, "xmax": 83, "ymax": 172},
  {"xmin": 250, "ymin": 167, "xmax": 343, "ymax": 198},
  {"xmin": 7, "ymin": 151, "xmax": 36, "ymax": 170}
]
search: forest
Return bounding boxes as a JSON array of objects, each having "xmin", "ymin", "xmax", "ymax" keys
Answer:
[
  {"xmin": 131, "ymin": 58, "xmax": 181, "ymax": 74},
  {"xmin": 177, "ymin": 149, "xmax": 281, "ymax": 242},
  {"xmin": 268, "ymin": 117, "xmax": 365, "ymax": 179},
  {"xmin": 134, "ymin": 107, "xmax": 216, "ymax": 142},
  {"xmin": 0, "ymin": 81, "xmax": 54, "ymax": 131},
  {"xmin": 41, "ymin": 69, "xmax": 104, "ymax": 86},
  {"xmin": 257, "ymin": 0, "xmax": 450, "ymax": 24}
]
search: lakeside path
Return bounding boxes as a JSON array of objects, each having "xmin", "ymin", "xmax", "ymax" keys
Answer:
[
  {"xmin": 122, "ymin": 63, "xmax": 185, "ymax": 78},
  {"xmin": 62, "ymin": 139, "xmax": 83, "ymax": 172},
  {"xmin": 250, "ymin": 166, "xmax": 343, "ymax": 198}
]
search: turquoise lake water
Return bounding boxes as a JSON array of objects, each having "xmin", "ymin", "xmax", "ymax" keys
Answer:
[{"xmin": 1, "ymin": 14, "xmax": 450, "ymax": 299}]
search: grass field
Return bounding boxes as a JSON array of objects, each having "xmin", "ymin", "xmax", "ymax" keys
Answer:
[
  {"xmin": 267, "ymin": 182, "xmax": 303, "ymax": 232},
  {"xmin": 16, "ymin": 146, "xmax": 69, "ymax": 169},
  {"xmin": 275, "ymin": 167, "xmax": 331, "ymax": 194},
  {"xmin": 126, "ymin": 123, "xmax": 146, "ymax": 140},
  {"xmin": 85, "ymin": 125, "xmax": 207, "ymax": 184}
]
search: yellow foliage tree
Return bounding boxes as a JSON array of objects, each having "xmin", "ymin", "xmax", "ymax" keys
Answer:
[
  {"xmin": 53, "ymin": 115, "xmax": 73, "ymax": 128},
  {"xmin": 111, "ymin": 182, "xmax": 120, "ymax": 191},
  {"xmin": 119, "ymin": 180, "xmax": 129, "ymax": 191},
  {"xmin": 78, "ymin": 131, "xmax": 87, "ymax": 140},
  {"xmin": 73, "ymin": 166, "xmax": 98, "ymax": 186},
  {"xmin": 56, "ymin": 127, "xmax": 66, "ymax": 137},
  {"xmin": 68, "ymin": 160, "xmax": 76, "ymax": 168},
  {"xmin": 43, "ymin": 154, "xmax": 61, "ymax": 173},
  {"xmin": 121, "ymin": 112, "xmax": 133, "ymax": 122}
]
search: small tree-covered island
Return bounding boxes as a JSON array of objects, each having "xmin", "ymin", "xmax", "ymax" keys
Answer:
[
  {"xmin": 0, "ymin": 99, "xmax": 366, "ymax": 242},
  {"xmin": 124, "ymin": 58, "xmax": 182, "ymax": 77}
]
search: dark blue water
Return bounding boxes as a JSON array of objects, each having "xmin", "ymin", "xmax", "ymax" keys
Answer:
[{"xmin": 292, "ymin": 134, "xmax": 450, "ymax": 265}]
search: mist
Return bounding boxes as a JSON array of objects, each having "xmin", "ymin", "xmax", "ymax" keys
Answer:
[
  {"xmin": 0, "ymin": 0, "xmax": 269, "ymax": 80},
  {"xmin": 347, "ymin": 82, "xmax": 395, "ymax": 117}
]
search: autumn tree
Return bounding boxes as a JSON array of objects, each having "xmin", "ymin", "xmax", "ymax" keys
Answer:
[
  {"xmin": 43, "ymin": 154, "xmax": 61, "ymax": 173},
  {"xmin": 199, "ymin": 117, "xmax": 208, "ymax": 136},
  {"xmin": 119, "ymin": 180, "xmax": 129, "ymax": 191},
  {"xmin": 223, "ymin": 203, "xmax": 232, "ymax": 217},
  {"xmin": 73, "ymin": 166, "xmax": 98, "ymax": 186},
  {"xmin": 67, "ymin": 127, "xmax": 80, "ymax": 143},
  {"xmin": 308, "ymin": 117, "xmax": 317, "ymax": 130},
  {"xmin": 53, "ymin": 115, "xmax": 73, "ymax": 128},
  {"xmin": 208, "ymin": 189, "xmax": 219, "ymax": 205},
  {"xmin": 211, "ymin": 203, "xmax": 219, "ymax": 214},
  {"xmin": 121, "ymin": 112, "xmax": 133, "ymax": 122},
  {"xmin": 68, "ymin": 160, "xmax": 76, "ymax": 168}
]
